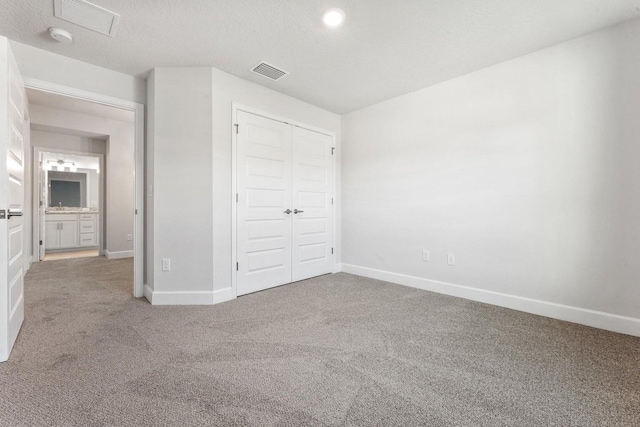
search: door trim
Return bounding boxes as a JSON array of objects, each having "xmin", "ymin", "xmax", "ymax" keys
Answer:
[
  {"xmin": 23, "ymin": 78, "xmax": 145, "ymax": 298},
  {"xmin": 231, "ymin": 103, "xmax": 337, "ymax": 298}
]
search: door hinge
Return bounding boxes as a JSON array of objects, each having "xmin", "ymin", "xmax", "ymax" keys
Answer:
[
  {"xmin": 236, "ymin": 262, "xmax": 239, "ymax": 271},
  {"xmin": 331, "ymin": 197, "xmax": 334, "ymax": 205},
  {"xmin": 234, "ymin": 124, "xmax": 239, "ymax": 134},
  {"xmin": 331, "ymin": 147, "xmax": 335, "ymax": 155},
  {"xmin": 236, "ymin": 193, "xmax": 239, "ymax": 203},
  {"xmin": 135, "ymin": 209, "xmax": 138, "ymax": 214},
  {"xmin": 331, "ymin": 248, "xmax": 334, "ymax": 254},
  {"xmin": 39, "ymin": 240, "xmax": 43, "ymax": 245}
]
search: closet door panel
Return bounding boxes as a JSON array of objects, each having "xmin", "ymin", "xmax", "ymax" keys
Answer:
[
  {"xmin": 292, "ymin": 127, "xmax": 334, "ymax": 282},
  {"xmin": 236, "ymin": 111, "xmax": 293, "ymax": 296}
]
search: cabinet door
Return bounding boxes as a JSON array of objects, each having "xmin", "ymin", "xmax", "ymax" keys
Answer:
[
  {"xmin": 59, "ymin": 221, "xmax": 78, "ymax": 248},
  {"xmin": 44, "ymin": 222, "xmax": 60, "ymax": 249}
]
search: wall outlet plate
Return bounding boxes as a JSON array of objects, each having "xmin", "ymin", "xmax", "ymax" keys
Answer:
[
  {"xmin": 422, "ymin": 250, "xmax": 430, "ymax": 262},
  {"xmin": 447, "ymin": 254, "xmax": 455, "ymax": 265},
  {"xmin": 162, "ymin": 258, "xmax": 171, "ymax": 271}
]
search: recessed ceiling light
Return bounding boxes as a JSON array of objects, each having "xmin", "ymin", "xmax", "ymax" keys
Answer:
[
  {"xmin": 49, "ymin": 27, "xmax": 73, "ymax": 43},
  {"xmin": 323, "ymin": 8, "xmax": 345, "ymax": 27}
]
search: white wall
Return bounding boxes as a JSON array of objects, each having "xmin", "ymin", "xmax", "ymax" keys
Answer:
[
  {"xmin": 30, "ymin": 107, "xmax": 134, "ymax": 254},
  {"xmin": 144, "ymin": 70, "xmax": 155, "ymax": 292},
  {"xmin": 9, "ymin": 41, "xmax": 145, "ymax": 104},
  {"xmin": 31, "ymin": 131, "xmax": 106, "ymax": 155},
  {"xmin": 146, "ymin": 67, "xmax": 213, "ymax": 298},
  {"xmin": 341, "ymin": 19, "xmax": 640, "ymax": 335},
  {"xmin": 146, "ymin": 67, "xmax": 341, "ymax": 303}
]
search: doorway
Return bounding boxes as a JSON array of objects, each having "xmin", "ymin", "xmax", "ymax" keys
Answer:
[
  {"xmin": 37, "ymin": 150, "xmax": 103, "ymax": 262},
  {"xmin": 24, "ymin": 81, "xmax": 144, "ymax": 298},
  {"xmin": 233, "ymin": 106, "xmax": 337, "ymax": 296}
]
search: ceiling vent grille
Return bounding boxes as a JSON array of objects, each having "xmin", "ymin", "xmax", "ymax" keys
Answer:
[
  {"xmin": 53, "ymin": 0, "xmax": 121, "ymax": 37},
  {"xmin": 250, "ymin": 61, "xmax": 289, "ymax": 81}
]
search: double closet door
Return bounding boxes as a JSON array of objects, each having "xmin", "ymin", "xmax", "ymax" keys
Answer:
[{"xmin": 236, "ymin": 110, "xmax": 334, "ymax": 296}]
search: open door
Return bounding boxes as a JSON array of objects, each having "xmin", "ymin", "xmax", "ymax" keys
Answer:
[{"xmin": 0, "ymin": 37, "xmax": 27, "ymax": 362}]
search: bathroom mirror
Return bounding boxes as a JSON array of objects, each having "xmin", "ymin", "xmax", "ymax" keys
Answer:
[{"xmin": 48, "ymin": 171, "xmax": 87, "ymax": 207}]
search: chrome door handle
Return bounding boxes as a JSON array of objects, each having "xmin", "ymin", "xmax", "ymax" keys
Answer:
[
  {"xmin": 7, "ymin": 209, "xmax": 23, "ymax": 219},
  {"xmin": 294, "ymin": 209, "xmax": 304, "ymax": 214},
  {"xmin": 284, "ymin": 209, "xmax": 292, "ymax": 214}
]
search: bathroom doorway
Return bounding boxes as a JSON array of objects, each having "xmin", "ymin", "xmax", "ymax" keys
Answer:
[{"xmin": 37, "ymin": 151, "xmax": 104, "ymax": 261}]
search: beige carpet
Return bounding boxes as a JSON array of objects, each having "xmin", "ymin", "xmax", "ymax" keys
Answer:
[{"xmin": 0, "ymin": 256, "xmax": 638, "ymax": 426}]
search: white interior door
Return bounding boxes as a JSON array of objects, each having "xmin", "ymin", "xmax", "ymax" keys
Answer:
[
  {"xmin": 236, "ymin": 111, "xmax": 293, "ymax": 296},
  {"xmin": 292, "ymin": 127, "xmax": 334, "ymax": 282},
  {"xmin": 0, "ymin": 38, "xmax": 27, "ymax": 362},
  {"xmin": 236, "ymin": 109, "xmax": 335, "ymax": 296}
]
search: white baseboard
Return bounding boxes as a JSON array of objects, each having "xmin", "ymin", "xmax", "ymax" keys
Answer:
[
  {"xmin": 341, "ymin": 264, "xmax": 640, "ymax": 338},
  {"xmin": 104, "ymin": 250, "xmax": 134, "ymax": 260},
  {"xmin": 143, "ymin": 286, "xmax": 237, "ymax": 306},
  {"xmin": 213, "ymin": 287, "xmax": 237, "ymax": 304},
  {"xmin": 148, "ymin": 290, "xmax": 214, "ymax": 305},
  {"xmin": 143, "ymin": 284, "xmax": 153, "ymax": 304}
]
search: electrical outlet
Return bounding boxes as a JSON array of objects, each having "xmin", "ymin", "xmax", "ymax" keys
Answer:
[
  {"xmin": 422, "ymin": 250, "xmax": 430, "ymax": 262},
  {"xmin": 447, "ymin": 254, "xmax": 456, "ymax": 266},
  {"xmin": 127, "ymin": 234, "xmax": 133, "ymax": 241},
  {"xmin": 162, "ymin": 258, "xmax": 171, "ymax": 271}
]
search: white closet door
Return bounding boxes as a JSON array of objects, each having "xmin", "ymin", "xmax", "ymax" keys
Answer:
[
  {"xmin": 292, "ymin": 127, "xmax": 334, "ymax": 282},
  {"xmin": 236, "ymin": 111, "xmax": 293, "ymax": 296}
]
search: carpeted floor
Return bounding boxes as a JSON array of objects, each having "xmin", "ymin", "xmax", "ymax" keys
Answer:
[{"xmin": 0, "ymin": 257, "xmax": 638, "ymax": 426}]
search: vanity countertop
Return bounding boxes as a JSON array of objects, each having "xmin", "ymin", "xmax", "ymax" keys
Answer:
[{"xmin": 45, "ymin": 210, "xmax": 99, "ymax": 215}]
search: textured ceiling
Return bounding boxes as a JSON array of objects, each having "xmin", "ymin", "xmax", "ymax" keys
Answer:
[
  {"xmin": 27, "ymin": 88, "xmax": 135, "ymax": 122},
  {"xmin": 4, "ymin": 1, "xmax": 640, "ymax": 113}
]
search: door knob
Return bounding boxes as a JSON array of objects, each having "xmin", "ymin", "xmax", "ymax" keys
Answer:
[
  {"xmin": 294, "ymin": 209, "xmax": 304, "ymax": 214},
  {"xmin": 284, "ymin": 209, "xmax": 292, "ymax": 214}
]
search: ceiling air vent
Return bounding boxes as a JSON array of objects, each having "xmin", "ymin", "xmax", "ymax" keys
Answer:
[
  {"xmin": 53, "ymin": 0, "xmax": 121, "ymax": 37},
  {"xmin": 250, "ymin": 61, "xmax": 289, "ymax": 81}
]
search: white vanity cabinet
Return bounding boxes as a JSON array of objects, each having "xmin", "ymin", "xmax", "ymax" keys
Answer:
[
  {"xmin": 44, "ymin": 221, "xmax": 62, "ymax": 250},
  {"xmin": 45, "ymin": 213, "xmax": 98, "ymax": 250},
  {"xmin": 78, "ymin": 214, "xmax": 97, "ymax": 247}
]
